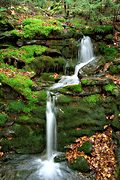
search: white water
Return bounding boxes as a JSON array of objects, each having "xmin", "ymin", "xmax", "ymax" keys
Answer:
[
  {"xmin": 51, "ymin": 36, "xmax": 95, "ymax": 89},
  {"xmin": 29, "ymin": 36, "xmax": 95, "ymax": 179},
  {"xmin": 78, "ymin": 36, "xmax": 94, "ymax": 63},
  {"xmin": 31, "ymin": 91, "xmax": 79, "ymax": 180},
  {"xmin": 46, "ymin": 91, "xmax": 57, "ymax": 160},
  {"xmin": 1, "ymin": 36, "xmax": 96, "ymax": 180}
]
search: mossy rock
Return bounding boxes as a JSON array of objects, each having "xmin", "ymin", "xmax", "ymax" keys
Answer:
[
  {"xmin": 59, "ymin": 84, "xmax": 83, "ymax": 94},
  {"xmin": 54, "ymin": 154, "xmax": 67, "ymax": 163},
  {"xmin": 19, "ymin": 17, "xmax": 64, "ymax": 39},
  {"xmin": 83, "ymin": 94, "xmax": 100, "ymax": 103},
  {"xmin": 0, "ymin": 45, "xmax": 47, "ymax": 64},
  {"xmin": 104, "ymin": 34, "xmax": 113, "ymax": 41},
  {"xmin": 0, "ymin": 113, "xmax": 8, "ymax": 126},
  {"xmin": 78, "ymin": 141, "xmax": 93, "ymax": 155},
  {"xmin": 7, "ymin": 100, "xmax": 25, "ymax": 113},
  {"xmin": 98, "ymin": 42, "xmax": 118, "ymax": 60},
  {"xmin": 69, "ymin": 156, "xmax": 90, "ymax": 172},
  {"xmin": 28, "ymin": 55, "xmax": 65, "ymax": 74},
  {"xmin": 103, "ymin": 84, "xmax": 118, "ymax": 94},
  {"xmin": 1, "ymin": 133, "xmax": 45, "ymax": 154},
  {"xmin": 111, "ymin": 119, "xmax": 120, "ymax": 130},
  {"xmin": 109, "ymin": 64, "xmax": 120, "ymax": 74},
  {"xmin": 40, "ymin": 73, "xmax": 55, "ymax": 82},
  {"xmin": 57, "ymin": 94, "xmax": 73, "ymax": 104},
  {"xmin": 12, "ymin": 124, "xmax": 32, "ymax": 137}
]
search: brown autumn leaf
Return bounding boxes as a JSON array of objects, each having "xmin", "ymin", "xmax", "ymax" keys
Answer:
[{"xmin": 66, "ymin": 127, "xmax": 116, "ymax": 179}]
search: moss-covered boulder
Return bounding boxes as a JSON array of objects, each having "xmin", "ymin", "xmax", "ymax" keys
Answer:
[
  {"xmin": 78, "ymin": 141, "xmax": 93, "ymax": 155},
  {"xmin": 69, "ymin": 157, "xmax": 90, "ymax": 172}
]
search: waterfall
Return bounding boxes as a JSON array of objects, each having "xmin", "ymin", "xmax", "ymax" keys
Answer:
[
  {"xmin": 51, "ymin": 36, "xmax": 95, "ymax": 89},
  {"xmin": 2, "ymin": 36, "xmax": 95, "ymax": 180},
  {"xmin": 46, "ymin": 91, "xmax": 57, "ymax": 160},
  {"xmin": 36, "ymin": 36, "xmax": 95, "ymax": 179},
  {"xmin": 78, "ymin": 36, "xmax": 94, "ymax": 63}
]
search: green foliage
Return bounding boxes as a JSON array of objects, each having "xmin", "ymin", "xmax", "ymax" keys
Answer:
[
  {"xmin": 104, "ymin": 84, "xmax": 117, "ymax": 93},
  {"xmin": 18, "ymin": 115, "xmax": 30, "ymax": 122},
  {"xmin": 40, "ymin": 73, "xmax": 54, "ymax": 81},
  {"xmin": 70, "ymin": 18, "xmax": 86, "ymax": 29},
  {"xmin": 0, "ymin": 113, "xmax": 8, "ymax": 126},
  {"xmin": 21, "ymin": 18, "xmax": 63, "ymax": 39},
  {"xmin": 0, "ymin": 45, "xmax": 47, "ymax": 64},
  {"xmin": 99, "ymin": 43, "xmax": 118, "ymax": 60},
  {"xmin": 59, "ymin": 84, "xmax": 82, "ymax": 94},
  {"xmin": 36, "ymin": 90, "xmax": 47, "ymax": 101},
  {"xmin": 0, "ymin": 7, "xmax": 7, "ymax": 12},
  {"xmin": 9, "ymin": 29, "xmax": 22, "ymax": 37},
  {"xmin": 93, "ymin": 25, "xmax": 113, "ymax": 33},
  {"xmin": 67, "ymin": 84, "xmax": 83, "ymax": 92},
  {"xmin": 8, "ymin": 100, "xmax": 25, "ymax": 113},
  {"xmin": 83, "ymin": 94, "xmax": 100, "ymax": 103},
  {"xmin": 109, "ymin": 65, "xmax": 120, "ymax": 74},
  {"xmin": 29, "ymin": 55, "xmax": 65, "ymax": 73},
  {"xmin": 81, "ymin": 79, "xmax": 89, "ymax": 85},
  {"xmin": 69, "ymin": 156, "xmax": 90, "ymax": 172},
  {"xmin": 67, "ymin": 0, "xmax": 119, "ymax": 24},
  {"xmin": 78, "ymin": 141, "xmax": 93, "ymax": 155},
  {"xmin": 57, "ymin": 95, "xmax": 73, "ymax": 104},
  {"xmin": 1, "ymin": 123, "xmax": 45, "ymax": 153},
  {"xmin": 0, "ymin": 72, "xmax": 37, "ymax": 102}
]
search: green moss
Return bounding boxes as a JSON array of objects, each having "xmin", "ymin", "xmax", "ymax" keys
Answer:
[
  {"xmin": 40, "ymin": 73, "xmax": 55, "ymax": 81},
  {"xmin": 81, "ymin": 79, "xmax": 89, "ymax": 85},
  {"xmin": 0, "ymin": 72, "xmax": 38, "ymax": 102},
  {"xmin": 36, "ymin": 90, "xmax": 47, "ymax": 102},
  {"xmin": 59, "ymin": 84, "xmax": 82, "ymax": 93},
  {"xmin": 93, "ymin": 25, "xmax": 113, "ymax": 33},
  {"xmin": 111, "ymin": 119, "xmax": 120, "ymax": 130},
  {"xmin": 67, "ymin": 84, "xmax": 83, "ymax": 93},
  {"xmin": 1, "ymin": 128, "xmax": 45, "ymax": 153},
  {"xmin": 0, "ymin": 113, "xmax": 8, "ymax": 126},
  {"xmin": 109, "ymin": 65, "xmax": 120, "ymax": 74},
  {"xmin": 18, "ymin": 115, "xmax": 30, "ymax": 122},
  {"xmin": 83, "ymin": 94, "xmax": 100, "ymax": 103},
  {"xmin": 104, "ymin": 84, "xmax": 117, "ymax": 93},
  {"xmin": 8, "ymin": 100, "xmax": 25, "ymax": 113},
  {"xmin": 57, "ymin": 95, "xmax": 73, "ymax": 104},
  {"xmin": 105, "ymin": 34, "xmax": 113, "ymax": 41},
  {"xmin": 9, "ymin": 29, "xmax": 22, "ymax": 37},
  {"xmin": 21, "ymin": 18, "xmax": 63, "ymax": 39},
  {"xmin": 78, "ymin": 141, "xmax": 93, "ymax": 155},
  {"xmin": 0, "ymin": 45, "xmax": 47, "ymax": 64},
  {"xmin": 99, "ymin": 43, "xmax": 118, "ymax": 60},
  {"xmin": 29, "ymin": 56, "xmax": 65, "ymax": 73},
  {"xmin": 69, "ymin": 156, "xmax": 90, "ymax": 172},
  {"xmin": 70, "ymin": 18, "xmax": 86, "ymax": 29},
  {"xmin": 12, "ymin": 124, "xmax": 32, "ymax": 137},
  {"xmin": 70, "ymin": 127, "xmax": 102, "ymax": 137}
]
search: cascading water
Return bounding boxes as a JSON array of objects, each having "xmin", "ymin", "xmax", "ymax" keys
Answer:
[
  {"xmin": 51, "ymin": 36, "xmax": 95, "ymax": 89},
  {"xmin": 32, "ymin": 91, "xmax": 80, "ymax": 180},
  {"xmin": 78, "ymin": 36, "xmax": 94, "ymax": 63},
  {"xmin": 1, "ymin": 36, "xmax": 95, "ymax": 180},
  {"xmin": 46, "ymin": 91, "xmax": 57, "ymax": 160},
  {"xmin": 35, "ymin": 36, "xmax": 95, "ymax": 180}
]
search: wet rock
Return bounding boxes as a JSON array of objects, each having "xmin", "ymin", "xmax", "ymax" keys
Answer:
[
  {"xmin": 44, "ymin": 48, "xmax": 61, "ymax": 57},
  {"xmin": 54, "ymin": 153, "xmax": 67, "ymax": 162},
  {"xmin": 4, "ymin": 56, "xmax": 25, "ymax": 69}
]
